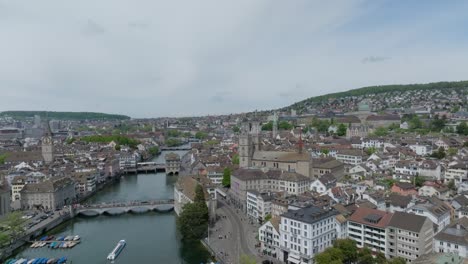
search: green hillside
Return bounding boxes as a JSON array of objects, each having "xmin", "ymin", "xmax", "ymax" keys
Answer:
[
  {"xmin": 0, "ymin": 111, "xmax": 131, "ymax": 121},
  {"xmin": 289, "ymin": 80, "xmax": 468, "ymax": 109}
]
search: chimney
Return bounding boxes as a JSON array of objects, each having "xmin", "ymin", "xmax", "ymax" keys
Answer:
[{"xmin": 297, "ymin": 127, "xmax": 304, "ymax": 154}]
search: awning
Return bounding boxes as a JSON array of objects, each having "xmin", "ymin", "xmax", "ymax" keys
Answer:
[{"xmin": 287, "ymin": 254, "xmax": 301, "ymax": 264}]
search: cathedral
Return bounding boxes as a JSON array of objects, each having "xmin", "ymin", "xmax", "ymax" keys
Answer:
[{"xmin": 238, "ymin": 121, "xmax": 313, "ymax": 177}]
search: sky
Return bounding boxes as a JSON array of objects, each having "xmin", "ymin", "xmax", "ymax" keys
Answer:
[{"xmin": 1, "ymin": 0, "xmax": 468, "ymax": 118}]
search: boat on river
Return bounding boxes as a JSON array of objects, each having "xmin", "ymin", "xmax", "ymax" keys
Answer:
[{"xmin": 107, "ymin": 240, "xmax": 126, "ymax": 261}]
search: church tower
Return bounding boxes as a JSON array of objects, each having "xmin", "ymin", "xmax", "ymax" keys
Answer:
[
  {"xmin": 239, "ymin": 121, "xmax": 260, "ymax": 168},
  {"xmin": 41, "ymin": 120, "xmax": 54, "ymax": 164}
]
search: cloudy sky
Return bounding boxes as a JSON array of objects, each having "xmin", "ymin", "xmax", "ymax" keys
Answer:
[{"xmin": 1, "ymin": 0, "xmax": 468, "ymax": 118}]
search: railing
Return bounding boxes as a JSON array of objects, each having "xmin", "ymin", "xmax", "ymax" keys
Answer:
[{"xmin": 76, "ymin": 199, "xmax": 174, "ymax": 209}]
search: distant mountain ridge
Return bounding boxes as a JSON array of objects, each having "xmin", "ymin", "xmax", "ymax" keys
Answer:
[
  {"xmin": 0, "ymin": 111, "xmax": 130, "ymax": 121},
  {"xmin": 285, "ymin": 80, "xmax": 468, "ymax": 113}
]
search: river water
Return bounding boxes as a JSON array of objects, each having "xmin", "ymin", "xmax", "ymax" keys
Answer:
[{"xmin": 14, "ymin": 150, "xmax": 212, "ymax": 264}]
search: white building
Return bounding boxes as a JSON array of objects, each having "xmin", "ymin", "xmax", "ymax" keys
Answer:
[
  {"xmin": 433, "ymin": 217, "xmax": 468, "ymax": 258},
  {"xmin": 347, "ymin": 207, "xmax": 392, "ymax": 256},
  {"xmin": 279, "ymin": 206, "xmax": 338, "ymax": 264},
  {"xmin": 408, "ymin": 200, "xmax": 451, "ymax": 234},
  {"xmin": 247, "ymin": 190, "xmax": 273, "ymax": 223},
  {"xmin": 259, "ymin": 218, "xmax": 281, "ymax": 259},
  {"xmin": 409, "ymin": 144, "xmax": 433, "ymax": 156}
]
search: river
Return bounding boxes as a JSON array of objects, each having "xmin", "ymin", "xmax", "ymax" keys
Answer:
[{"xmin": 13, "ymin": 149, "xmax": 212, "ymax": 264}]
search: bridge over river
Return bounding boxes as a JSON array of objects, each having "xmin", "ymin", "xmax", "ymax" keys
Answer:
[{"xmin": 74, "ymin": 199, "xmax": 174, "ymax": 216}]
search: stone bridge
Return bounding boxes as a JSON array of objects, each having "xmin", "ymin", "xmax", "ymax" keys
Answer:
[{"xmin": 74, "ymin": 199, "xmax": 174, "ymax": 216}]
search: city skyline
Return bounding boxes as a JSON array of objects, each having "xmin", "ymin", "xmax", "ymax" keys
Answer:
[{"xmin": 2, "ymin": 1, "xmax": 468, "ymax": 117}]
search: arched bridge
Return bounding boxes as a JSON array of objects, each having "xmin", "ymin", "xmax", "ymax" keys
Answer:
[{"xmin": 74, "ymin": 199, "xmax": 174, "ymax": 216}]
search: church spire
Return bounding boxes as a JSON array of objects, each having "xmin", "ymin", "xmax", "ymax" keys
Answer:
[{"xmin": 297, "ymin": 127, "xmax": 304, "ymax": 154}]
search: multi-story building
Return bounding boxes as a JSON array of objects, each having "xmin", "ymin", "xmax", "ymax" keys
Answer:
[
  {"xmin": 165, "ymin": 152, "xmax": 181, "ymax": 175},
  {"xmin": 259, "ymin": 217, "xmax": 281, "ymax": 259},
  {"xmin": 72, "ymin": 172, "xmax": 97, "ymax": 196},
  {"xmin": 20, "ymin": 177, "xmax": 75, "ymax": 210},
  {"xmin": 230, "ymin": 168, "xmax": 311, "ymax": 212},
  {"xmin": 445, "ymin": 162, "xmax": 468, "ymax": 186},
  {"xmin": 246, "ymin": 190, "xmax": 273, "ymax": 223},
  {"xmin": 119, "ymin": 152, "xmax": 140, "ymax": 170},
  {"xmin": 387, "ymin": 211, "xmax": 434, "ymax": 262},
  {"xmin": 311, "ymin": 158, "xmax": 344, "ymax": 179},
  {"xmin": 408, "ymin": 198, "xmax": 451, "ymax": 234},
  {"xmin": 335, "ymin": 149, "xmax": 365, "ymax": 166},
  {"xmin": 434, "ymin": 217, "xmax": 468, "ymax": 258},
  {"xmin": 347, "ymin": 207, "xmax": 393, "ymax": 256},
  {"xmin": 279, "ymin": 206, "xmax": 338, "ymax": 264}
]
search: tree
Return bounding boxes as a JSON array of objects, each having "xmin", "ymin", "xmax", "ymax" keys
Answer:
[
  {"xmin": 176, "ymin": 202, "xmax": 209, "ymax": 241},
  {"xmin": 264, "ymin": 214, "xmax": 272, "ymax": 222},
  {"xmin": 233, "ymin": 126, "xmax": 240, "ymax": 133},
  {"xmin": 387, "ymin": 257, "xmax": 406, "ymax": 264},
  {"xmin": 414, "ymin": 175, "xmax": 425, "ymax": 188},
  {"xmin": 194, "ymin": 184, "xmax": 206, "ymax": 204},
  {"xmin": 2, "ymin": 212, "xmax": 26, "ymax": 240},
  {"xmin": 430, "ymin": 115, "xmax": 446, "ymax": 132},
  {"xmin": 448, "ymin": 147, "xmax": 458, "ymax": 156},
  {"xmin": 222, "ymin": 168, "xmax": 231, "ymax": 187},
  {"xmin": 464, "ymin": 141, "xmax": 468, "ymax": 147},
  {"xmin": 0, "ymin": 232, "xmax": 10, "ymax": 248},
  {"xmin": 195, "ymin": 131, "xmax": 208, "ymax": 140},
  {"xmin": 149, "ymin": 146, "xmax": 160, "ymax": 156},
  {"xmin": 0, "ymin": 154, "xmax": 7, "ymax": 165},
  {"xmin": 366, "ymin": 147, "xmax": 377, "ymax": 155},
  {"xmin": 409, "ymin": 115, "xmax": 423, "ymax": 130},
  {"xmin": 314, "ymin": 247, "xmax": 344, "ymax": 264},
  {"xmin": 240, "ymin": 255, "xmax": 257, "ymax": 264},
  {"xmin": 448, "ymin": 179, "xmax": 456, "ymax": 190},
  {"xmin": 165, "ymin": 138, "xmax": 182, "ymax": 147},
  {"xmin": 278, "ymin": 121, "xmax": 293, "ymax": 130},
  {"xmin": 261, "ymin": 121, "xmax": 273, "ymax": 131},
  {"xmin": 337, "ymin": 123, "xmax": 347, "ymax": 136},
  {"xmin": 431, "ymin": 147, "xmax": 446, "ymax": 159},
  {"xmin": 334, "ymin": 239, "xmax": 358, "ymax": 263},
  {"xmin": 357, "ymin": 247, "xmax": 375, "ymax": 264},
  {"xmin": 232, "ymin": 154, "xmax": 239, "ymax": 165},
  {"xmin": 373, "ymin": 126, "xmax": 388, "ymax": 137},
  {"xmin": 322, "ymin": 149, "xmax": 330, "ymax": 155},
  {"xmin": 115, "ymin": 144, "xmax": 121, "ymax": 151},
  {"xmin": 457, "ymin": 121, "xmax": 468, "ymax": 135}
]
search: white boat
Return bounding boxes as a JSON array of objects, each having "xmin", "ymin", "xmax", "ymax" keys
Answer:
[
  {"xmin": 73, "ymin": 235, "xmax": 80, "ymax": 241},
  {"xmin": 107, "ymin": 240, "xmax": 126, "ymax": 261}
]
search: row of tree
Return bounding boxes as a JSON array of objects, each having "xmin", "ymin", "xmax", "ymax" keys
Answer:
[
  {"xmin": 314, "ymin": 239, "xmax": 406, "ymax": 264},
  {"xmin": 261, "ymin": 121, "xmax": 294, "ymax": 131},
  {"xmin": 81, "ymin": 135, "xmax": 141, "ymax": 149},
  {"xmin": 0, "ymin": 212, "xmax": 27, "ymax": 248}
]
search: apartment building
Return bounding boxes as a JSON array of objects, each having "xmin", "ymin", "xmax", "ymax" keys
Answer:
[
  {"xmin": 434, "ymin": 217, "xmax": 468, "ymax": 258},
  {"xmin": 279, "ymin": 206, "xmax": 339, "ymax": 264},
  {"xmin": 347, "ymin": 207, "xmax": 393, "ymax": 256},
  {"xmin": 387, "ymin": 211, "xmax": 434, "ymax": 262},
  {"xmin": 247, "ymin": 190, "xmax": 273, "ymax": 223},
  {"xmin": 259, "ymin": 217, "xmax": 281, "ymax": 259}
]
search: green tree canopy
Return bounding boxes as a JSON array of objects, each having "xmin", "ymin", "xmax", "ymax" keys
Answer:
[
  {"xmin": 81, "ymin": 135, "xmax": 140, "ymax": 149},
  {"xmin": 314, "ymin": 247, "xmax": 344, "ymax": 264},
  {"xmin": 194, "ymin": 184, "xmax": 206, "ymax": 204},
  {"xmin": 165, "ymin": 138, "xmax": 183, "ymax": 147},
  {"xmin": 430, "ymin": 147, "xmax": 446, "ymax": 159},
  {"xmin": 337, "ymin": 123, "xmax": 347, "ymax": 136},
  {"xmin": 149, "ymin": 146, "xmax": 160, "ymax": 156},
  {"xmin": 195, "ymin": 131, "xmax": 208, "ymax": 140},
  {"xmin": 278, "ymin": 121, "xmax": 293, "ymax": 130},
  {"xmin": 334, "ymin": 239, "xmax": 358, "ymax": 263},
  {"xmin": 233, "ymin": 126, "xmax": 240, "ymax": 133},
  {"xmin": 176, "ymin": 202, "xmax": 209, "ymax": 241},
  {"xmin": 222, "ymin": 168, "xmax": 231, "ymax": 187},
  {"xmin": 232, "ymin": 154, "xmax": 239, "ymax": 165},
  {"xmin": 261, "ymin": 121, "xmax": 273, "ymax": 131},
  {"xmin": 2, "ymin": 212, "xmax": 26, "ymax": 240},
  {"xmin": 457, "ymin": 121, "xmax": 468, "ymax": 135}
]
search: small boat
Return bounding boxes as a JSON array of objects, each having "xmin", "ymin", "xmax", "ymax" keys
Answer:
[
  {"xmin": 73, "ymin": 235, "xmax": 80, "ymax": 241},
  {"xmin": 59, "ymin": 242, "xmax": 65, "ymax": 248},
  {"xmin": 27, "ymin": 259, "xmax": 36, "ymax": 264},
  {"xmin": 57, "ymin": 236, "xmax": 64, "ymax": 241},
  {"xmin": 64, "ymin": 236, "xmax": 73, "ymax": 241},
  {"xmin": 47, "ymin": 258, "xmax": 56, "ymax": 264},
  {"xmin": 107, "ymin": 239, "xmax": 126, "ymax": 260},
  {"xmin": 49, "ymin": 242, "xmax": 56, "ymax": 248},
  {"xmin": 57, "ymin": 257, "xmax": 67, "ymax": 264}
]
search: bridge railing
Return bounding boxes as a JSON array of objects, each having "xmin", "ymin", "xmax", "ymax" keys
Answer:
[{"xmin": 74, "ymin": 199, "xmax": 174, "ymax": 209}]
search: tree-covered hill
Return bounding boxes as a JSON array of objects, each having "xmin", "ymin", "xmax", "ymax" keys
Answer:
[
  {"xmin": 0, "ymin": 111, "xmax": 130, "ymax": 121},
  {"xmin": 286, "ymin": 80, "xmax": 468, "ymax": 111}
]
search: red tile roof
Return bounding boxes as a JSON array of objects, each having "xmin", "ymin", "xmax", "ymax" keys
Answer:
[{"xmin": 348, "ymin": 207, "xmax": 394, "ymax": 229}]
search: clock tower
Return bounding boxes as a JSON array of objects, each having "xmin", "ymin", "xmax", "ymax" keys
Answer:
[{"xmin": 41, "ymin": 121, "xmax": 54, "ymax": 164}]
